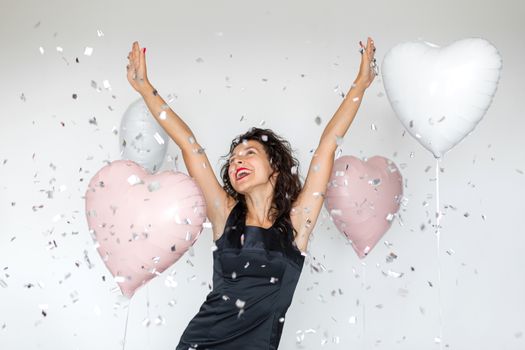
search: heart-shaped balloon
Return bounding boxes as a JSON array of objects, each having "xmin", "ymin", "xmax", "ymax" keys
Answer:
[
  {"xmin": 382, "ymin": 38, "xmax": 502, "ymax": 158},
  {"xmin": 324, "ymin": 156, "xmax": 403, "ymax": 258},
  {"xmin": 119, "ymin": 98, "xmax": 170, "ymax": 173},
  {"xmin": 85, "ymin": 160, "xmax": 207, "ymax": 298}
]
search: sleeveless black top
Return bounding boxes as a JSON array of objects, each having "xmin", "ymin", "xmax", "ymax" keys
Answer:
[{"xmin": 176, "ymin": 201, "xmax": 305, "ymax": 350}]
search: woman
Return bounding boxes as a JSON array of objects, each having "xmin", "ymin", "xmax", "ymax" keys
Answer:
[{"xmin": 126, "ymin": 38, "xmax": 376, "ymax": 349}]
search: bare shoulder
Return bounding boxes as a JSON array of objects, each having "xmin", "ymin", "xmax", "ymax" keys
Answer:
[{"xmin": 210, "ymin": 196, "xmax": 237, "ymax": 241}]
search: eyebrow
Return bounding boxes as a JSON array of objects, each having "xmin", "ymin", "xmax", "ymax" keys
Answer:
[{"xmin": 234, "ymin": 146, "xmax": 257, "ymax": 153}]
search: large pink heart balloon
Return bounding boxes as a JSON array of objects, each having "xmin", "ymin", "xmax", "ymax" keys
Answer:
[
  {"xmin": 85, "ymin": 160, "xmax": 207, "ymax": 298},
  {"xmin": 324, "ymin": 156, "xmax": 403, "ymax": 258}
]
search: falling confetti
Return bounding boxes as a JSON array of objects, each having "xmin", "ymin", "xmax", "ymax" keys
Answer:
[
  {"xmin": 369, "ymin": 178, "xmax": 381, "ymax": 186},
  {"xmin": 385, "ymin": 252, "xmax": 397, "ymax": 263},
  {"xmin": 153, "ymin": 132, "xmax": 165, "ymax": 145},
  {"xmin": 127, "ymin": 174, "xmax": 142, "ymax": 185},
  {"xmin": 382, "ymin": 269, "xmax": 404, "ymax": 278}
]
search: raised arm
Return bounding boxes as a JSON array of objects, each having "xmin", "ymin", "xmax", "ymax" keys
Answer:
[
  {"xmin": 292, "ymin": 37, "xmax": 377, "ymax": 253},
  {"xmin": 126, "ymin": 42, "xmax": 232, "ymax": 238}
]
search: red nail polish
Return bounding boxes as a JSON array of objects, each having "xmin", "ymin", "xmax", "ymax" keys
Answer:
[{"xmin": 143, "ymin": 47, "xmax": 146, "ymax": 54}]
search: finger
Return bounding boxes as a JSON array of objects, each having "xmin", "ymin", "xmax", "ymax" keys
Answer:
[
  {"xmin": 131, "ymin": 42, "xmax": 137, "ymax": 60},
  {"xmin": 133, "ymin": 44, "xmax": 141, "ymax": 70},
  {"xmin": 132, "ymin": 42, "xmax": 139, "ymax": 63},
  {"xmin": 366, "ymin": 37, "xmax": 372, "ymax": 51}
]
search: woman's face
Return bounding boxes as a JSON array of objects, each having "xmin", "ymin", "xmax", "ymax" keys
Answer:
[{"xmin": 228, "ymin": 139, "xmax": 277, "ymax": 194}]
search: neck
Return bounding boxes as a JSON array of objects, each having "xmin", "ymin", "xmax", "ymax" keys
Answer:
[{"xmin": 244, "ymin": 187, "xmax": 275, "ymax": 226}]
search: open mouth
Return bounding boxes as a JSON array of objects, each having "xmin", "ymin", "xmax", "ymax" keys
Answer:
[{"xmin": 235, "ymin": 168, "xmax": 251, "ymax": 181}]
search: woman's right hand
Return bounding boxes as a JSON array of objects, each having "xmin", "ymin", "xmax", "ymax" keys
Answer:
[{"xmin": 126, "ymin": 41, "xmax": 152, "ymax": 95}]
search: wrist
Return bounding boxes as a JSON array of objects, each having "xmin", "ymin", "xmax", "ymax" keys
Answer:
[
  {"xmin": 351, "ymin": 78, "xmax": 368, "ymax": 92},
  {"xmin": 139, "ymin": 81, "xmax": 155, "ymax": 97}
]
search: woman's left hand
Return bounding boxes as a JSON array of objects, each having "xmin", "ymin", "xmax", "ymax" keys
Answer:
[{"xmin": 354, "ymin": 37, "xmax": 377, "ymax": 90}]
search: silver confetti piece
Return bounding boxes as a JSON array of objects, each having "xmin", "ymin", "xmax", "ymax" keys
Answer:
[
  {"xmin": 382, "ymin": 269, "xmax": 404, "ymax": 278},
  {"xmin": 330, "ymin": 209, "xmax": 342, "ymax": 216},
  {"xmin": 369, "ymin": 178, "xmax": 381, "ymax": 186},
  {"xmin": 154, "ymin": 316, "xmax": 165, "ymax": 326},
  {"xmin": 148, "ymin": 181, "xmax": 161, "ymax": 192},
  {"xmin": 114, "ymin": 276, "xmax": 126, "ymax": 283},
  {"xmin": 164, "ymin": 276, "xmax": 178, "ymax": 288},
  {"xmin": 127, "ymin": 174, "xmax": 142, "ymax": 186}
]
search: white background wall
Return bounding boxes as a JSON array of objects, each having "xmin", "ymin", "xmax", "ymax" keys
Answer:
[{"xmin": 1, "ymin": 0, "xmax": 524, "ymax": 349}]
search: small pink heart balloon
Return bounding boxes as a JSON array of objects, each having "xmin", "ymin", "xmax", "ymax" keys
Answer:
[
  {"xmin": 324, "ymin": 156, "xmax": 403, "ymax": 258},
  {"xmin": 85, "ymin": 160, "xmax": 207, "ymax": 298}
]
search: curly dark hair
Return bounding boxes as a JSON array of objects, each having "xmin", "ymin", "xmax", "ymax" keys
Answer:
[{"xmin": 220, "ymin": 127, "xmax": 303, "ymax": 239}]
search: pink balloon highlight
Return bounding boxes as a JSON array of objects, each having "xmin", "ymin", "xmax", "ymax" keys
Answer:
[
  {"xmin": 325, "ymin": 156, "xmax": 403, "ymax": 258},
  {"xmin": 85, "ymin": 160, "xmax": 207, "ymax": 298}
]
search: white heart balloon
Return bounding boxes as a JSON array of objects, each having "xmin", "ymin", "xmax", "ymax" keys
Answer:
[{"xmin": 381, "ymin": 38, "xmax": 502, "ymax": 158}]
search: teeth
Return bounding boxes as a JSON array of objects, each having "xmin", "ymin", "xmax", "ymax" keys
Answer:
[{"xmin": 236, "ymin": 170, "xmax": 251, "ymax": 179}]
